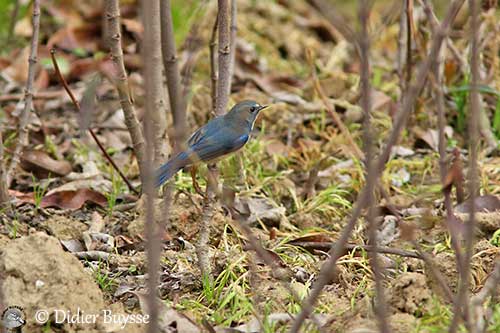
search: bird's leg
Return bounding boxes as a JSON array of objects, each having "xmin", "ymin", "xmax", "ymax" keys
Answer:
[{"xmin": 190, "ymin": 166, "xmax": 205, "ymax": 197}]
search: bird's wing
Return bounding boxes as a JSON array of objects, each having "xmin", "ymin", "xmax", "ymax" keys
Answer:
[
  {"xmin": 189, "ymin": 133, "xmax": 249, "ymax": 162},
  {"xmin": 187, "ymin": 117, "xmax": 224, "ymax": 147}
]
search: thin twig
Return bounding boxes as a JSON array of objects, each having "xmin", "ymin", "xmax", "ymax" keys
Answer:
[
  {"xmin": 359, "ymin": 1, "xmax": 390, "ymax": 332},
  {"xmin": 0, "ymin": 90, "xmax": 64, "ymax": 102},
  {"xmin": 209, "ymin": 15, "xmax": 218, "ymax": 113},
  {"xmin": 290, "ymin": 1, "xmax": 465, "ymax": 331},
  {"xmin": 215, "ymin": 0, "xmax": 231, "ymax": 117},
  {"xmin": 449, "ymin": 1, "xmax": 480, "ymax": 332},
  {"xmin": 104, "ymin": 0, "xmax": 146, "ymax": 183},
  {"xmin": 6, "ymin": 0, "xmax": 40, "ymax": 187},
  {"xmin": 228, "ymin": 0, "xmax": 237, "ymax": 91},
  {"xmin": 50, "ymin": 49, "xmax": 138, "ymax": 194},
  {"xmin": 160, "ymin": 0, "xmax": 188, "ymax": 148},
  {"xmin": 142, "ymin": 0, "xmax": 163, "ymax": 332},
  {"xmin": 291, "ymin": 242, "xmax": 422, "ymax": 259}
]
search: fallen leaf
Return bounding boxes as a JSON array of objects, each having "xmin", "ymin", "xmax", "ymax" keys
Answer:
[
  {"xmin": 41, "ymin": 189, "xmax": 107, "ymax": 210},
  {"xmin": 20, "ymin": 149, "xmax": 72, "ymax": 178},
  {"xmin": 234, "ymin": 197, "xmax": 286, "ymax": 228}
]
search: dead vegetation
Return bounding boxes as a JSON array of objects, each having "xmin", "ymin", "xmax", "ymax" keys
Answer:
[{"xmin": 0, "ymin": 0, "xmax": 499, "ymax": 332}]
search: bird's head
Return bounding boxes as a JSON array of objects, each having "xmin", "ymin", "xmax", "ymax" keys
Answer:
[{"xmin": 226, "ymin": 100, "xmax": 268, "ymax": 127}]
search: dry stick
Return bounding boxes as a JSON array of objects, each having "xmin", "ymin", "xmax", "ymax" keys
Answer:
[
  {"xmin": 104, "ymin": 0, "xmax": 146, "ymax": 183},
  {"xmin": 141, "ymin": 0, "xmax": 163, "ymax": 332},
  {"xmin": 423, "ymin": 0, "xmax": 465, "ymax": 274},
  {"xmin": 289, "ymin": 1, "xmax": 465, "ymax": 331},
  {"xmin": 228, "ymin": 0, "xmax": 237, "ymax": 91},
  {"xmin": 449, "ymin": 1, "xmax": 480, "ymax": 332},
  {"xmin": 0, "ymin": 91, "xmax": 64, "ymax": 102},
  {"xmin": 215, "ymin": 0, "xmax": 231, "ymax": 116},
  {"xmin": 197, "ymin": 0, "xmax": 234, "ymax": 281},
  {"xmin": 160, "ymin": 0, "xmax": 187, "ymax": 147},
  {"xmin": 6, "ymin": 0, "xmax": 40, "ymax": 187},
  {"xmin": 50, "ymin": 50, "xmax": 138, "ymax": 195},
  {"xmin": 426, "ymin": 2, "xmax": 469, "ymax": 323},
  {"xmin": 291, "ymin": 242, "xmax": 422, "ymax": 259},
  {"xmin": 209, "ymin": 15, "xmax": 219, "ymax": 113},
  {"xmin": 358, "ymin": 1, "xmax": 390, "ymax": 332}
]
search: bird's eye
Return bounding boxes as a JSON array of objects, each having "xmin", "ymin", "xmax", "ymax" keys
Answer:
[{"xmin": 250, "ymin": 106, "xmax": 256, "ymax": 113}]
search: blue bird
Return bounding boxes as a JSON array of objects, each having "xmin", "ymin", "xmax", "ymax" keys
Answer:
[{"xmin": 155, "ymin": 100, "xmax": 268, "ymax": 187}]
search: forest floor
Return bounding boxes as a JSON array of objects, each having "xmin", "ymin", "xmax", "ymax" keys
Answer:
[{"xmin": 0, "ymin": 1, "xmax": 499, "ymax": 332}]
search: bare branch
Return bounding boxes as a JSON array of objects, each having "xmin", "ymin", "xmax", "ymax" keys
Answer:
[
  {"xmin": 215, "ymin": 0, "xmax": 231, "ymax": 116},
  {"xmin": 7, "ymin": 0, "xmax": 41, "ymax": 187},
  {"xmin": 358, "ymin": 1, "xmax": 390, "ymax": 331},
  {"xmin": 160, "ymin": 0, "xmax": 188, "ymax": 147},
  {"xmin": 209, "ymin": 15, "xmax": 219, "ymax": 112},
  {"xmin": 142, "ymin": 0, "xmax": 164, "ymax": 332},
  {"xmin": 228, "ymin": 0, "xmax": 237, "ymax": 91},
  {"xmin": 290, "ymin": 1, "xmax": 465, "ymax": 331},
  {"xmin": 50, "ymin": 50, "xmax": 138, "ymax": 195},
  {"xmin": 449, "ymin": 0, "xmax": 481, "ymax": 331},
  {"xmin": 104, "ymin": 0, "xmax": 146, "ymax": 182}
]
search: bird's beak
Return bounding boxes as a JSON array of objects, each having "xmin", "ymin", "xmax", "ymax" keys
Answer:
[{"xmin": 258, "ymin": 105, "xmax": 269, "ymax": 112}]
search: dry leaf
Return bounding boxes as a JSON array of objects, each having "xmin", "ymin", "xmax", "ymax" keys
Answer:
[
  {"xmin": 41, "ymin": 189, "xmax": 107, "ymax": 210},
  {"xmin": 20, "ymin": 149, "xmax": 72, "ymax": 178}
]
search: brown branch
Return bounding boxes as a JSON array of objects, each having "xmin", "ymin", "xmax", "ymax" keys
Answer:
[
  {"xmin": 6, "ymin": 0, "xmax": 41, "ymax": 187},
  {"xmin": 424, "ymin": 0, "xmax": 466, "ymax": 279},
  {"xmin": 0, "ymin": 90, "xmax": 64, "ymax": 102},
  {"xmin": 50, "ymin": 49, "xmax": 138, "ymax": 195},
  {"xmin": 228, "ymin": 0, "xmax": 237, "ymax": 91},
  {"xmin": 290, "ymin": 1, "xmax": 465, "ymax": 331},
  {"xmin": 209, "ymin": 15, "xmax": 219, "ymax": 113},
  {"xmin": 359, "ymin": 2, "xmax": 390, "ymax": 332},
  {"xmin": 104, "ymin": 0, "xmax": 146, "ymax": 183},
  {"xmin": 141, "ymin": 1, "xmax": 163, "ymax": 332},
  {"xmin": 449, "ymin": 1, "xmax": 481, "ymax": 331},
  {"xmin": 215, "ymin": 0, "xmax": 231, "ymax": 116},
  {"xmin": 143, "ymin": 0, "xmax": 167, "ymax": 166},
  {"xmin": 160, "ymin": 0, "xmax": 188, "ymax": 147},
  {"xmin": 291, "ymin": 242, "xmax": 422, "ymax": 259}
]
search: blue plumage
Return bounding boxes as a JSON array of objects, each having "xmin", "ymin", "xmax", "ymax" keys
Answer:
[{"xmin": 155, "ymin": 100, "xmax": 267, "ymax": 187}]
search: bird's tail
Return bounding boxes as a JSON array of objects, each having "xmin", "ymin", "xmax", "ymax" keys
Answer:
[{"xmin": 155, "ymin": 151, "xmax": 189, "ymax": 187}]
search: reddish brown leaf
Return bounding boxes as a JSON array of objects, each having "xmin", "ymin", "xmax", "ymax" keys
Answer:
[
  {"xmin": 41, "ymin": 189, "xmax": 107, "ymax": 210},
  {"xmin": 442, "ymin": 148, "xmax": 464, "ymax": 203},
  {"xmin": 20, "ymin": 149, "xmax": 72, "ymax": 178},
  {"xmin": 288, "ymin": 233, "xmax": 333, "ymax": 244}
]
